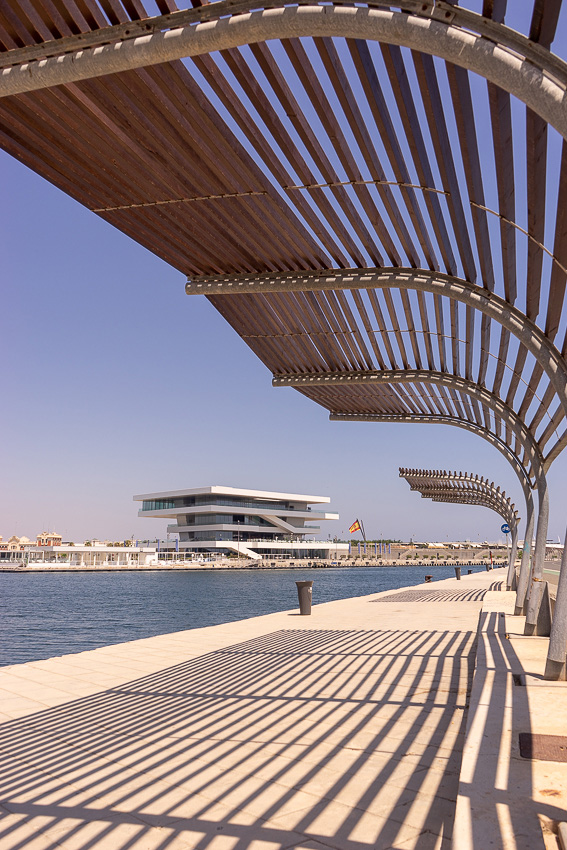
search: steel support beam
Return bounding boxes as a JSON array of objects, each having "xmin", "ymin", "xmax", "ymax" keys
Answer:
[{"xmin": 2, "ymin": 3, "xmax": 567, "ymax": 146}]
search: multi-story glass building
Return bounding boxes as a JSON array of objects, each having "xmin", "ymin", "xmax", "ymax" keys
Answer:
[{"xmin": 134, "ymin": 485, "xmax": 347, "ymax": 560}]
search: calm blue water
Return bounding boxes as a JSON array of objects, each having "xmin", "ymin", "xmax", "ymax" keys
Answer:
[{"xmin": 0, "ymin": 565, "xmax": 490, "ymax": 666}]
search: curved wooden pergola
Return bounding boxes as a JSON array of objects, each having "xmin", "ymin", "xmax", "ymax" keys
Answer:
[
  {"xmin": 1, "ymin": 0, "xmax": 566, "ymax": 676},
  {"xmin": 399, "ymin": 466, "xmax": 520, "ymax": 586}
]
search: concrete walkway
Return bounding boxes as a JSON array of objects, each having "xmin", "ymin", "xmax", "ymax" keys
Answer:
[
  {"xmin": 454, "ymin": 584, "xmax": 567, "ymax": 849},
  {"xmin": 0, "ymin": 567, "xmax": 549, "ymax": 850}
]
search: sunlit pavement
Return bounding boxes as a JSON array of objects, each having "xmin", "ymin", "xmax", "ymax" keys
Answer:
[{"xmin": 0, "ymin": 568, "xmax": 564, "ymax": 850}]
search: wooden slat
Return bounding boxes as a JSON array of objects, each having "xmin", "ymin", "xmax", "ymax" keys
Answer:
[
  {"xmin": 530, "ymin": 0, "xmax": 562, "ymax": 48},
  {"xmin": 249, "ymin": 41, "xmax": 376, "ymax": 267},
  {"xmin": 412, "ymin": 51, "xmax": 477, "ymax": 282},
  {"xmin": 351, "ymin": 290, "xmax": 386, "ymax": 370},
  {"xmin": 482, "ymin": 1, "xmax": 507, "ymax": 25},
  {"xmin": 347, "ymin": 39, "xmax": 430, "ymax": 268},
  {"xmin": 449, "ymin": 300, "xmax": 460, "ymax": 375},
  {"xmin": 465, "ymin": 305, "xmax": 474, "ymax": 381},
  {"xmin": 279, "ymin": 39, "xmax": 387, "ymax": 267},
  {"xmin": 314, "ymin": 37, "xmax": 408, "ymax": 266},
  {"xmin": 505, "ymin": 345, "xmax": 529, "ymax": 409},
  {"xmin": 517, "ymin": 363, "xmax": 544, "ymax": 422},
  {"xmin": 382, "ymin": 289, "xmax": 410, "ymax": 369},
  {"xmin": 477, "ymin": 315, "xmax": 491, "ymax": 386},
  {"xmin": 538, "ymin": 404, "xmax": 563, "ymax": 451},
  {"xmin": 322, "ymin": 290, "xmax": 367, "ymax": 370},
  {"xmin": 491, "ymin": 327, "xmax": 510, "ymax": 398},
  {"xmin": 546, "ymin": 142, "xmax": 567, "ymax": 341},
  {"xmin": 367, "ymin": 290, "xmax": 398, "ymax": 369},
  {"xmin": 433, "ymin": 295, "xmax": 447, "ymax": 373},
  {"xmin": 525, "ymin": 109, "xmax": 547, "ymax": 321},
  {"xmin": 203, "ymin": 49, "xmax": 353, "ymax": 267},
  {"xmin": 335, "ymin": 290, "xmax": 375, "ymax": 370},
  {"xmin": 399, "ymin": 290, "xmax": 423, "ymax": 369},
  {"xmin": 381, "ymin": 43, "xmax": 457, "ymax": 275},
  {"xmin": 446, "ymin": 63, "xmax": 496, "ymax": 292},
  {"xmin": 529, "ymin": 383, "xmax": 557, "ymax": 436},
  {"xmin": 299, "ymin": 292, "xmax": 352, "ymax": 369},
  {"xmin": 487, "ymin": 83, "xmax": 517, "ymax": 303},
  {"xmin": 418, "ymin": 381, "xmax": 446, "ymax": 417},
  {"xmin": 416, "ymin": 291, "xmax": 435, "ymax": 370}
]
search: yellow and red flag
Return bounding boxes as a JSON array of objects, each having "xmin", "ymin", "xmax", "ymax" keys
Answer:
[{"xmin": 349, "ymin": 519, "xmax": 361, "ymax": 534}]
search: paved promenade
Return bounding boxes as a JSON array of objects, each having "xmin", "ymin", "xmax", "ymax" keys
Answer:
[{"xmin": 0, "ymin": 568, "xmax": 563, "ymax": 850}]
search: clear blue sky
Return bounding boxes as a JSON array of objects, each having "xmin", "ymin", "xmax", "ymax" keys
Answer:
[{"xmin": 2, "ymin": 150, "xmax": 566, "ymax": 545}]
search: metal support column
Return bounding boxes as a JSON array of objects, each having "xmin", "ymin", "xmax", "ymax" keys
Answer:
[
  {"xmin": 524, "ymin": 471, "xmax": 550, "ymax": 635},
  {"xmin": 507, "ymin": 524, "xmax": 518, "ymax": 589},
  {"xmin": 545, "ymin": 526, "xmax": 567, "ymax": 679},
  {"xmin": 514, "ymin": 491, "xmax": 535, "ymax": 614}
]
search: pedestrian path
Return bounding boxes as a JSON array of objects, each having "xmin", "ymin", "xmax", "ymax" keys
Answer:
[
  {"xmin": 0, "ymin": 568, "xmax": 520, "ymax": 850},
  {"xmin": 454, "ymin": 585, "xmax": 567, "ymax": 850}
]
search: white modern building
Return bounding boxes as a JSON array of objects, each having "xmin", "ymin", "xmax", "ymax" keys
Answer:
[
  {"xmin": 24, "ymin": 545, "xmax": 159, "ymax": 568},
  {"xmin": 134, "ymin": 485, "xmax": 348, "ymax": 561}
]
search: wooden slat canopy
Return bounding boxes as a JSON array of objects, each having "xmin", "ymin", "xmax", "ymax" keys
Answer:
[
  {"xmin": 2, "ymin": 0, "xmax": 567, "ymax": 674},
  {"xmin": 399, "ymin": 467, "xmax": 519, "ymax": 531},
  {"xmin": 2, "ymin": 0, "xmax": 566, "ymax": 488}
]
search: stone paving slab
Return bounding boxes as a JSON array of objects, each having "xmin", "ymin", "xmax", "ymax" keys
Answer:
[{"xmin": 0, "ymin": 568, "xmax": 502, "ymax": 850}]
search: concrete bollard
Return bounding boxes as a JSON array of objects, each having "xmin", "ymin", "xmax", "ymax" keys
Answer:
[
  {"xmin": 454, "ymin": 566, "xmax": 461, "ymax": 580},
  {"xmin": 296, "ymin": 580, "xmax": 313, "ymax": 615}
]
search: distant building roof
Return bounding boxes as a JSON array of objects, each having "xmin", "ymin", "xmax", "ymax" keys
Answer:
[{"xmin": 133, "ymin": 485, "xmax": 330, "ymax": 504}]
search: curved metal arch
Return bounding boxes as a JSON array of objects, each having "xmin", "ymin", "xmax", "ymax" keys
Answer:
[
  {"xmin": 329, "ymin": 404, "xmax": 543, "ymax": 614},
  {"xmin": 277, "ymin": 368, "xmax": 546, "ymax": 472},
  {"xmin": 418, "ymin": 488, "xmax": 518, "ymax": 527},
  {"xmin": 348, "ymin": 412, "xmax": 535, "ymax": 536},
  {"xmin": 2, "ymin": 4, "xmax": 567, "ymax": 145},
  {"xmin": 325, "ymin": 368, "xmax": 548, "ymax": 617},
  {"xmin": 378, "ymin": 416, "xmax": 534, "ymax": 494},
  {"xmin": 201, "ymin": 268, "xmax": 567, "ymax": 451},
  {"xmin": 425, "ymin": 486, "xmax": 520, "ymax": 584},
  {"xmin": 340, "ymin": 414, "xmax": 534, "ymax": 594},
  {"xmin": 429, "ymin": 493, "xmax": 517, "ymax": 525}
]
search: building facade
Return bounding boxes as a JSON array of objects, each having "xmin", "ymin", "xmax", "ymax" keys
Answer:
[
  {"xmin": 134, "ymin": 485, "xmax": 347, "ymax": 560},
  {"xmin": 36, "ymin": 531, "xmax": 63, "ymax": 546}
]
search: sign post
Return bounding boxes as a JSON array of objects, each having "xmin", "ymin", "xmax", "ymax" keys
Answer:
[{"xmin": 501, "ymin": 523, "xmax": 511, "ymax": 565}]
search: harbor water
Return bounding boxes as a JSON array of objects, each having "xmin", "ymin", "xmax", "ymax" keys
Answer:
[{"xmin": 0, "ymin": 565, "xmax": 491, "ymax": 666}]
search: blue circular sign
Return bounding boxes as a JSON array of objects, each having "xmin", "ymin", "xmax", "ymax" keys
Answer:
[{"xmin": 501, "ymin": 523, "xmax": 511, "ymax": 534}]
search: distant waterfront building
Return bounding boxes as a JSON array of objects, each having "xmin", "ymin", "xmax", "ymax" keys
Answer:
[
  {"xmin": 37, "ymin": 531, "xmax": 63, "ymax": 547},
  {"xmin": 0, "ymin": 535, "xmax": 32, "ymax": 552},
  {"xmin": 134, "ymin": 485, "xmax": 347, "ymax": 560}
]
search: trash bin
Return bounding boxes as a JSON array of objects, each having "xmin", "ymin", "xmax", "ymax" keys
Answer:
[
  {"xmin": 296, "ymin": 580, "xmax": 313, "ymax": 615},
  {"xmin": 454, "ymin": 566, "xmax": 461, "ymax": 581}
]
